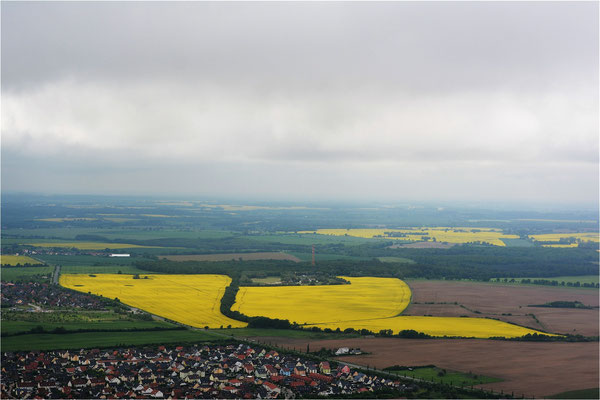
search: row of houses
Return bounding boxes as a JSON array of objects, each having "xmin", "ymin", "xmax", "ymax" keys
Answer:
[
  {"xmin": 2, "ymin": 344, "xmax": 414, "ymax": 399},
  {"xmin": 1, "ymin": 282, "xmax": 107, "ymax": 310}
]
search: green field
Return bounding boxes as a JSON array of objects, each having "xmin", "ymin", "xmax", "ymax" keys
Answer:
[
  {"xmin": 1, "ymin": 266, "xmax": 54, "ymax": 282},
  {"xmin": 2, "ymin": 228, "xmax": 233, "ymax": 241},
  {"xmin": 386, "ymin": 366, "xmax": 501, "ymax": 386},
  {"xmin": 214, "ymin": 327, "xmax": 360, "ymax": 340},
  {"xmin": 289, "ymin": 252, "xmax": 368, "ymax": 262},
  {"xmin": 0, "ymin": 329, "xmax": 222, "ymax": 351},
  {"xmin": 251, "ymin": 233, "xmax": 378, "ymax": 246},
  {"xmin": 250, "ymin": 276, "xmax": 281, "ymax": 284},
  {"xmin": 34, "ymin": 254, "xmax": 152, "ymax": 266},
  {"xmin": 2, "ymin": 318, "xmax": 175, "ymax": 335},
  {"xmin": 60, "ymin": 265, "xmax": 152, "ymax": 275},
  {"xmin": 500, "ymin": 238, "xmax": 535, "ymax": 247},
  {"xmin": 548, "ymin": 388, "xmax": 600, "ymax": 399},
  {"xmin": 0, "ymin": 255, "xmax": 45, "ymax": 266},
  {"xmin": 378, "ymin": 256, "xmax": 416, "ymax": 264}
]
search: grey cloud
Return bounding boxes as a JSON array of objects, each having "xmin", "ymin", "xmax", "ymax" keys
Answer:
[
  {"xmin": 2, "ymin": 2, "xmax": 597, "ymax": 92},
  {"xmin": 1, "ymin": 1, "xmax": 598, "ymax": 205}
]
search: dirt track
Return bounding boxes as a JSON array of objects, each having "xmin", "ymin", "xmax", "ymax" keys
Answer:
[
  {"xmin": 249, "ymin": 336, "xmax": 599, "ymax": 398},
  {"xmin": 404, "ymin": 280, "xmax": 599, "ymax": 336}
]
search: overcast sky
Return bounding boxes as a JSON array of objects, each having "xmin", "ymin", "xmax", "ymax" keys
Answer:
[{"xmin": 2, "ymin": 1, "xmax": 598, "ymax": 206}]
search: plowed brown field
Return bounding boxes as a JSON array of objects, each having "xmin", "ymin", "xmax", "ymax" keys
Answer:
[
  {"xmin": 404, "ymin": 280, "xmax": 599, "ymax": 336},
  {"xmin": 248, "ymin": 336, "xmax": 598, "ymax": 398}
]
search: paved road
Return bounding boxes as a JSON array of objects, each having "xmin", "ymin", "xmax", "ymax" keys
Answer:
[{"xmin": 52, "ymin": 265, "xmax": 61, "ymax": 285}]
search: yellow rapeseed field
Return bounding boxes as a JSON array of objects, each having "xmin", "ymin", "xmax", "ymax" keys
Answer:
[
  {"xmin": 29, "ymin": 242, "xmax": 159, "ymax": 250},
  {"xmin": 60, "ymin": 274, "xmax": 246, "ymax": 328},
  {"xmin": 233, "ymin": 276, "xmax": 553, "ymax": 338},
  {"xmin": 541, "ymin": 244, "xmax": 579, "ymax": 248},
  {"xmin": 233, "ymin": 277, "xmax": 411, "ymax": 324},
  {"xmin": 1, "ymin": 255, "xmax": 42, "ymax": 265},
  {"xmin": 298, "ymin": 228, "xmax": 518, "ymax": 246},
  {"xmin": 306, "ymin": 316, "xmax": 546, "ymax": 338},
  {"xmin": 530, "ymin": 233, "xmax": 599, "ymax": 246}
]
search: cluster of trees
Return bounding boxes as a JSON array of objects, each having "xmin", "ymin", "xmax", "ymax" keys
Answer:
[{"xmin": 519, "ymin": 278, "xmax": 598, "ymax": 288}]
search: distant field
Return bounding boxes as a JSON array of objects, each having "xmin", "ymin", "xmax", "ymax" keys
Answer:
[
  {"xmin": 1, "ymin": 266, "xmax": 54, "ymax": 282},
  {"xmin": 500, "ymin": 238, "xmax": 535, "ymax": 247},
  {"xmin": 34, "ymin": 254, "xmax": 151, "ymax": 266},
  {"xmin": 250, "ymin": 233, "xmax": 376, "ymax": 246},
  {"xmin": 250, "ymin": 276, "xmax": 282, "ymax": 284},
  {"xmin": 390, "ymin": 242, "xmax": 455, "ymax": 249},
  {"xmin": 530, "ymin": 233, "xmax": 599, "ymax": 243},
  {"xmin": 35, "ymin": 217, "xmax": 98, "ymax": 222},
  {"xmin": 298, "ymin": 228, "xmax": 519, "ymax": 247},
  {"xmin": 377, "ymin": 256, "xmax": 416, "ymax": 264},
  {"xmin": 160, "ymin": 252, "xmax": 301, "ymax": 262},
  {"xmin": 542, "ymin": 243, "xmax": 579, "ymax": 248},
  {"xmin": 289, "ymin": 252, "xmax": 367, "ymax": 262},
  {"xmin": 2, "ymin": 228, "xmax": 234, "ymax": 241},
  {"xmin": 28, "ymin": 242, "xmax": 161, "ymax": 250},
  {"xmin": 0, "ymin": 329, "xmax": 221, "ymax": 351},
  {"xmin": 60, "ymin": 265, "xmax": 152, "ymax": 275},
  {"xmin": 1, "ymin": 255, "xmax": 43, "ymax": 266}
]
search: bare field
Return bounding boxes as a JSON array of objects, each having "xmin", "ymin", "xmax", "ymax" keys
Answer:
[
  {"xmin": 159, "ymin": 252, "xmax": 301, "ymax": 262},
  {"xmin": 247, "ymin": 336, "xmax": 598, "ymax": 398},
  {"xmin": 404, "ymin": 280, "xmax": 599, "ymax": 336}
]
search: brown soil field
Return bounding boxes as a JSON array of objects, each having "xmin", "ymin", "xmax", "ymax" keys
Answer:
[
  {"xmin": 404, "ymin": 280, "xmax": 599, "ymax": 336},
  {"xmin": 248, "ymin": 336, "xmax": 598, "ymax": 398},
  {"xmin": 159, "ymin": 252, "xmax": 301, "ymax": 262}
]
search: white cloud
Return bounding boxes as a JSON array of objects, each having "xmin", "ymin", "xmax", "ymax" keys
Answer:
[{"xmin": 3, "ymin": 80, "xmax": 597, "ymax": 167}]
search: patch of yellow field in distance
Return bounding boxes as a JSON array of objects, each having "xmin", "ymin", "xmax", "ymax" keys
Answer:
[
  {"xmin": 542, "ymin": 244, "xmax": 579, "ymax": 248},
  {"xmin": 298, "ymin": 228, "xmax": 518, "ymax": 246},
  {"xmin": 1, "ymin": 255, "xmax": 43, "ymax": 265},
  {"xmin": 60, "ymin": 274, "xmax": 246, "ymax": 328},
  {"xmin": 531, "ymin": 233, "xmax": 599, "ymax": 243},
  {"xmin": 233, "ymin": 276, "xmax": 411, "ymax": 324},
  {"xmin": 307, "ymin": 316, "xmax": 550, "ymax": 339},
  {"xmin": 29, "ymin": 242, "xmax": 159, "ymax": 250}
]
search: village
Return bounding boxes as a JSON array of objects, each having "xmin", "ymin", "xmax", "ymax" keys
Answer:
[
  {"xmin": 1, "ymin": 344, "xmax": 414, "ymax": 399},
  {"xmin": 1, "ymin": 282, "xmax": 108, "ymax": 310}
]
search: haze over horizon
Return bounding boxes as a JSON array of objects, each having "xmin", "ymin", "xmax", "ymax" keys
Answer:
[{"xmin": 2, "ymin": 2, "xmax": 598, "ymax": 206}]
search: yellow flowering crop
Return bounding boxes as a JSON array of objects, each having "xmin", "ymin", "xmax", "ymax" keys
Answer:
[
  {"xmin": 60, "ymin": 274, "xmax": 246, "ymax": 328},
  {"xmin": 298, "ymin": 228, "xmax": 518, "ymax": 246},
  {"xmin": 1, "ymin": 255, "xmax": 42, "ymax": 265},
  {"xmin": 541, "ymin": 244, "xmax": 579, "ymax": 248},
  {"xmin": 530, "ymin": 233, "xmax": 599, "ymax": 243},
  {"xmin": 233, "ymin": 276, "xmax": 553, "ymax": 338},
  {"xmin": 306, "ymin": 316, "xmax": 548, "ymax": 338},
  {"xmin": 233, "ymin": 277, "xmax": 411, "ymax": 324}
]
